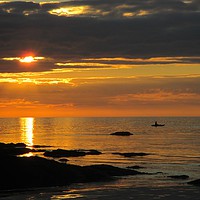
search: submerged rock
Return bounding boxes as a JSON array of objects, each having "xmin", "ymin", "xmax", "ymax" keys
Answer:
[
  {"xmin": 127, "ymin": 165, "xmax": 145, "ymax": 169},
  {"xmin": 110, "ymin": 131, "xmax": 133, "ymax": 136},
  {"xmin": 113, "ymin": 152, "xmax": 149, "ymax": 157},
  {"xmin": 168, "ymin": 175, "xmax": 189, "ymax": 180}
]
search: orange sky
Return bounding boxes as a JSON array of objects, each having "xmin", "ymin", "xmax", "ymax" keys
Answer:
[
  {"xmin": 0, "ymin": 1, "xmax": 200, "ymax": 117},
  {"xmin": 0, "ymin": 57, "xmax": 199, "ymax": 117}
]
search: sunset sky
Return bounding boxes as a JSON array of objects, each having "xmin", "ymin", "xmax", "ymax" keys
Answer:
[{"xmin": 0, "ymin": 0, "xmax": 200, "ymax": 117}]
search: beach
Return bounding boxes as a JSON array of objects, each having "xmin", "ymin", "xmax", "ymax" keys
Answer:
[{"xmin": 1, "ymin": 177, "xmax": 200, "ymax": 199}]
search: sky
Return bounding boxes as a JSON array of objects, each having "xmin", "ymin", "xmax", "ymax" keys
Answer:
[{"xmin": 0, "ymin": 0, "xmax": 200, "ymax": 117}]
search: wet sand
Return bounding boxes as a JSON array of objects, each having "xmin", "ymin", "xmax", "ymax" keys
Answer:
[
  {"xmin": 1, "ymin": 173, "xmax": 200, "ymax": 200},
  {"xmin": 0, "ymin": 183, "xmax": 199, "ymax": 200}
]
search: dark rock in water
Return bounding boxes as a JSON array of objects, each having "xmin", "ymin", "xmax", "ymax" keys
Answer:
[
  {"xmin": 84, "ymin": 149, "xmax": 102, "ymax": 155},
  {"xmin": 84, "ymin": 164, "xmax": 143, "ymax": 177},
  {"xmin": 154, "ymin": 172, "xmax": 164, "ymax": 174},
  {"xmin": 0, "ymin": 142, "xmax": 32, "ymax": 156},
  {"xmin": 44, "ymin": 149, "xmax": 86, "ymax": 158},
  {"xmin": 33, "ymin": 145, "xmax": 53, "ymax": 148},
  {"xmin": 44, "ymin": 149, "xmax": 102, "ymax": 158},
  {"xmin": 188, "ymin": 179, "xmax": 200, "ymax": 186},
  {"xmin": 168, "ymin": 175, "xmax": 189, "ymax": 180},
  {"xmin": 113, "ymin": 152, "xmax": 149, "ymax": 157},
  {"xmin": 127, "ymin": 165, "xmax": 145, "ymax": 169},
  {"xmin": 110, "ymin": 131, "xmax": 133, "ymax": 136}
]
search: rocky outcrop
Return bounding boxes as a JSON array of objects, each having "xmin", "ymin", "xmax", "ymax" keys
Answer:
[
  {"xmin": 127, "ymin": 165, "xmax": 145, "ymax": 169},
  {"xmin": 110, "ymin": 131, "xmax": 133, "ymax": 136},
  {"xmin": 0, "ymin": 142, "xmax": 141, "ymax": 190},
  {"xmin": 0, "ymin": 155, "xmax": 141, "ymax": 190},
  {"xmin": 113, "ymin": 152, "xmax": 149, "ymax": 157},
  {"xmin": 44, "ymin": 149, "xmax": 102, "ymax": 158},
  {"xmin": 0, "ymin": 142, "xmax": 32, "ymax": 156},
  {"xmin": 33, "ymin": 145, "xmax": 52, "ymax": 148},
  {"xmin": 168, "ymin": 175, "xmax": 189, "ymax": 180},
  {"xmin": 84, "ymin": 164, "xmax": 142, "ymax": 177}
]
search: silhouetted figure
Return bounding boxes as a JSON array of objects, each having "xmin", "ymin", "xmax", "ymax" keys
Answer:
[{"xmin": 151, "ymin": 121, "xmax": 165, "ymax": 127}]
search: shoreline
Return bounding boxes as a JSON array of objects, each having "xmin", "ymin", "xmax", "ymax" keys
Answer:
[
  {"xmin": 0, "ymin": 142, "xmax": 143, "ymax": 191},
  {"xmin": 1, "ymin": 182, "xmax": 200, "ymax": 200},
  {"xmin": 0, "ymin": 142, "xmax": 200, "ymax": 199}
]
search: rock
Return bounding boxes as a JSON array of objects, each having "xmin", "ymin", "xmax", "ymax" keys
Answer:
[
  {"xmin": 0, "ymin": 142, "xmax": 32, "ymax": 156},
  {"xmin": 168, "ymin": 175, "xmax": 189, "ymax": 180},
  {"xmin": 154, "ymin": 172, "xmax": 164, "ymax": 174},
  {"xmin": 84, "ymin": 150, "xmax": 102, "ymax": 155},
  {"xmin": 188, "ymin": 179, "xmax": 200, "ymax": 186},
  {"xmin": 44, "ymin": 149, "xmax": 102, "ymax": 158},
  {"xmin": 127, "ymin": 165, "xmax": 145, "ymax": 169},
  {"xmin": 0, "ymin": 142, "xmax": 143, "ymax": 191},
  {"xmin": 113, "ymin": 152, "xmax": 149, "ymax": 157},
  {"xmin": 110, "ymin": 131, "xmax": 133, "ymax": 136},
  {"xmin": 84, "ymin": 164, "xmax": 143, "ymax": 177},
  {"xmin": 0, "ymin": 142, "xmax": 26, "ymax": 149},
  {"xmin": 33, "ymin": 145, "xmax": 52, "ymax": 148},
  {"xmin": 0, "ymin": 155, "xmax": 142, "ymax": 191},
  {"xmin": 0, "ymin": 155, "xmax": 84, "ymax": 190},
  {"xmin": 13, "ymin": 143, "xmax": 26, "ymax": 148},
  {"xmin": 44, "ymin": 149, "xmax": 86, "ymax": 158}
]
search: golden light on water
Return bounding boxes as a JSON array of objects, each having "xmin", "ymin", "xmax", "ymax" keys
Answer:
[{"xmin": 20, "ymin": 117, "xmax": 34, "ymax": 146}]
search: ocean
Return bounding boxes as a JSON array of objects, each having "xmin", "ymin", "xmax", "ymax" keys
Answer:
[{"xmin": 0, "ymin": 117, "xmax": 200, "ymax": 199}]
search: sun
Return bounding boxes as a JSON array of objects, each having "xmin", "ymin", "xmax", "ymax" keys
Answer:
[{"xmin": 20, "ymin": 56, "xmax": 35, "ymax": 63}]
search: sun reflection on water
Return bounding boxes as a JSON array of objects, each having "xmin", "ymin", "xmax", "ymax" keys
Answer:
[{"xmin": 20, "ymin": 117, "xmax": 34, "ymax": 146}]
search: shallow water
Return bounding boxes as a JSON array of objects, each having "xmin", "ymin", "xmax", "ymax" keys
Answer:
[
  {"xmin": 0, "ymin": 117, "xmax": 200, "ymax": 199},
  {"xmin": 1, "ymin": 180, "xmax": 200, "ymax": 200}
]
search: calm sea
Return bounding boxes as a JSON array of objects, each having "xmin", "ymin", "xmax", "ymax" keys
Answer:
[{"xmin": 0, "ymin": 117, "xmax": 200, "ymax": 199}]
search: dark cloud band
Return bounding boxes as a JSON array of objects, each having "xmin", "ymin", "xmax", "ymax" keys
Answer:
[{"xmin": 0, "ymin": 0, "xmax": 199, "ymax": 73}]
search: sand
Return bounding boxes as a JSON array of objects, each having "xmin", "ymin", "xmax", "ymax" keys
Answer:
[{"xmin": 0, "ymin": 179, "xmax": 199, "ymax": 200}]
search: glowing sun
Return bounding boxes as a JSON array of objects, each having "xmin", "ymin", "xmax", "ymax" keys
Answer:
[{"xmin": 20, "ymin": 56, "xmax": 35, "ymax": 63}]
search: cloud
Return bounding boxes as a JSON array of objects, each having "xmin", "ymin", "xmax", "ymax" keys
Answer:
[
  {"xmin": 1, "ymin": 75, "xmax": 199, "ymax": 105},
  {"xmin": 1, "ymin": 74, "xmax": 200, "ymax": 116},
  {"xmin": 0, "ymin": 0, "xmax": 199, "ymax": 74},
  {"xmin": 0, "ymin": 98, "xmax": 39, "ymax": 108},
  {"xmin": 0, "ymin": 1, "xmax": 199, "ymax": 116},
  {"xmin": 110, "ymin": 91, "xmax": 200, "ymax": 106}
]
